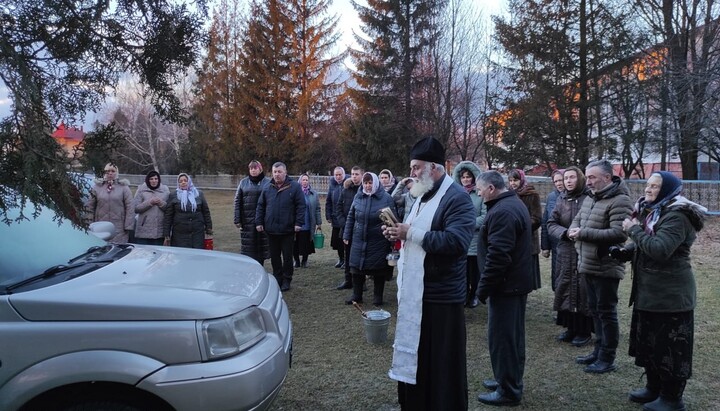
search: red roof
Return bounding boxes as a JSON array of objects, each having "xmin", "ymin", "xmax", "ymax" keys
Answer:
[{"xmin": 52, "ymin": 121, "xmax": 84, "ymax": 141}]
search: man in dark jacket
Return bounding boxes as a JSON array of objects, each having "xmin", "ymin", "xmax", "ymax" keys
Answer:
[
  {"xmin": 475, "ymin": 170, "xmax": 534, "ymax": 407},
  {"xmin": 234, "ymin": 160, "xmax": 270, "ymax": 265},
  {"xmin": 334, "ymin": 166, "xmax": 363, "ymax": 290},
  {"xmin": 256, "ymin": 162, "xmax": 306, "ymax": 291},
  {"xmin": 384, "ymin": 137, "xmax": 474, "ymax": 411},
  {"xmin": 568, "ymin": 159, "xmax": 632, "ymax": 373},
  {"xmin": 325, "ymin": 166, "xmax": 348, "ymax": 269}
]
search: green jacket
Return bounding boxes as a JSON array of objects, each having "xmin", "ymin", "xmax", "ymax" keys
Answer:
[{"xmin": 627, "ymin": 197, "xmax": 706, "ymax": 312}]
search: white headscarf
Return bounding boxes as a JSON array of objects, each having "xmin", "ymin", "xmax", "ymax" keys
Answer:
[
  {"xmin": 177, "ymin": 173, "xmax": 199, "ymax": 212},
  {"xmin": 362, "ymin": 172, "xmax": 380, "ymax": 195}
]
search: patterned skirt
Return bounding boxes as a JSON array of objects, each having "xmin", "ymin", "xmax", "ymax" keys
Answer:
[{"xmin": 629, "ymin": 309, "xmax": 694, "ymax": 380}]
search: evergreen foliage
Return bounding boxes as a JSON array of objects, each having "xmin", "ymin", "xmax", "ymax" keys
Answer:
[{"xmin": 0, "ymin": 0, "xmax": 207, "ymax": 224}]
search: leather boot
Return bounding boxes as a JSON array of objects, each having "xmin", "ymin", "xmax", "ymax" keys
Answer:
[
  {"xmin": 643, "ymin": 380, "xmax": 686, "ymax": 411},
  {"xmin": 336, "ymin": 272, "xmax": 353, "ymax": 290},
  {"xmin": 629, "ymin": 368, "xmax": 660, "ymax": 404},
  {"xmin": 373, "ymin": 275, "xmax": 385, "ymax": 306},
  {"xmin": 345, "ymin": 274, "xmax": 365, "ymax": 305}
]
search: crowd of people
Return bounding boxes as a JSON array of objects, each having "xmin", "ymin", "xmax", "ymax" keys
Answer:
[{"xmin": 85, "ymin": 140, "xmax": 707, "ymax": 410}]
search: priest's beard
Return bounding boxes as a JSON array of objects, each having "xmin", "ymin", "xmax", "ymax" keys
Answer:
[{"xmin": 410, "ymin": 164, "xmax": 434, "ymax": 198}]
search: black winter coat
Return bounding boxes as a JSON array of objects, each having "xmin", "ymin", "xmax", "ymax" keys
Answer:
[
  {"xmin": 344, "ymin": 189, "xmax": 396, "ymax": 271},
  {"xmin": 336, "ymin": 180, "xmax": 361, "ymax": 230},
  {"xmin": 234, "ymin": 175, "xmax": 270, "ymax": 259},
  {"xmin": 414, "ymin": 177, "xmax": 475, "ymax": 304},
  {"xmin": 256, "ymin": 178, "xmax": 306, "ymax": 235},
  {"xmin": 164, "ymin": 190, "xmax": 212, "ymax": 249},
  {"xmin": 325, "ymin": 176, "xmax": 347, "ymax": 228},
  {"xmin": 477, "ymin": 190, "xmax": 534, "ymax": 299}
]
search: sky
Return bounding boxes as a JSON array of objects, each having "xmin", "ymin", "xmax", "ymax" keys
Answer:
[{"xmin": 0, "ymin": 0, "xmax": 507, "ymax": 129}]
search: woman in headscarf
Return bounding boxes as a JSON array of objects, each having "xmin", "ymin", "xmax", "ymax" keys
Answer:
[
  {"xmin": 85, "ymin": 162, "xmax": 134, "ymax": 243},
  {"xmin": 508, "ymin": 169, "xmax": 542, "ymax": 290},
  {"xmin": 343, "ymin": 172, "xmax": 397, "ymax": 306},
  {"xmin": 234, "ymin": 160, "xmax": 270, "ymax": 264},
  {"xmin": 617, "ymin": 171, "xmax": 706, "ymax": 411},
  {"xmin": 293, "ymin": 173, "xmax": 322, "ymax": 268},
  {"xmin": 379, "ymin": 169, "xmax": 397, "ymax": 194},
  {"xmin": 451, "ymin": 160, "xmax": 486, "ymax": 308},
  {"xmin": 163, "ymin": 173, "xmax": 213, "ymax": 249},
  {"xmin": 132, "ymin": 170, "xmax": 170, "ymax": 245},
  {"xmin": 547, "ymin": 166, "xmax": 594, "ymax": 347}
]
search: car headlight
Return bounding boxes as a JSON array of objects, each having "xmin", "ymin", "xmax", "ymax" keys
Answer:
[{"xmin": 200, "ymin": 308, "xmax": 267, "ymax": 361}]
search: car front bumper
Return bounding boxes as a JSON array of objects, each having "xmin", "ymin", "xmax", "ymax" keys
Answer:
[{"xmin": 138, "ymin": 319, "xmax": 292, "ymax": 411}]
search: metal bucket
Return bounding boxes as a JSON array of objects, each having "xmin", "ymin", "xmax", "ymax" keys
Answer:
[{"xmin": 363, "ymin": 310, "xmax": 391, "ymax": 344}]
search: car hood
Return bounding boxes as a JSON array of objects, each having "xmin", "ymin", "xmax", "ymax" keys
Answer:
[{"xmin": 9, "ymin": 246, "xmax": 270, "ymax": 321}]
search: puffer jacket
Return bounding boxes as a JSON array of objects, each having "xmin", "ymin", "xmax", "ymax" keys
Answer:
[
  {"xmin": 451, "ymin": 161, "xmax": 486, "ymax": 256},
  {"xmin": 234, "ymin": 175, "xmax": 270, "ymax": 258},
  {"xmin": 85, "ymin": 178, "xmax": 134, "ymax": 243},
  {"xmin": 133, "ymin": 183, "xmax": 170, "ymax": 240},
  {"xmin": 164, "ymin": 190, "xmax": 213, "ymax": 249},
  {"xmin": 626, "ymin": 198, "xmax": 706, "ymax": 312},
  {"xmin": 336, "ymin": 179, "xmax": 361, "ymax": 230},
  {"xmin": 325, "ymin": 175, "xmax": 347, "ymax": 227},
  {"xmin": 344, "ymin": 189, "xmax": 396, "ymax": 271},
  {"xmin": 570, "ymin": 176, "xmax": 632, "ymax": 278},
  {"xmin": 516, "ymin": 184, "xmax": 542, "ymax": 254},
  {"xmin": 547, "ymin": 189, "xmax": 590, "ymax": 313}
]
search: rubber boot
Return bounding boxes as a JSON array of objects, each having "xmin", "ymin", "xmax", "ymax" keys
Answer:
[
  {"xmin": 643, "ymin": 379, "xmax": 686, "ymax": 411},
  {"xmin": 629, "ymin": 367, "xmax": 660, "ymax": 403},
  {"xmin": 373, "ymin": 275, "xmax": 386, "ymax": 306},
  {"xmin": 345, "ymin": 274, "xmax": 365, "ymax": 305}
]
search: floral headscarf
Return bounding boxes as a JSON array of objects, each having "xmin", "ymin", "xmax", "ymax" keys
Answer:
[
  {"xmin": 508, "ymin": 168, "xmax": 526, "ymax": 191},
  {"xmin": 177, "ymin": 173, "xmax": 199, "ymax": 212}
]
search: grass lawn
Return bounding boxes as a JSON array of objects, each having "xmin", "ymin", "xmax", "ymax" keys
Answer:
[{"xmin": 205, "ymin": 189, "xmax": 720, "ymax": 411}]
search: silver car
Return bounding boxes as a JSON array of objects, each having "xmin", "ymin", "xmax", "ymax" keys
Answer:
[{"xmin": 0, "ymin": 205, "xmax": 292, "ymax": 411}]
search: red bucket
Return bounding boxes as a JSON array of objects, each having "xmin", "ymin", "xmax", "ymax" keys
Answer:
[{"xmin": 204, "ymin": 238, "xmax": 214, "ymax": 250}]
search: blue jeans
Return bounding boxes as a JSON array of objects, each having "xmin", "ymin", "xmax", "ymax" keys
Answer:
[{"xmin": 585, "ymin": 275, "xmax": 620, "ymax": 363}]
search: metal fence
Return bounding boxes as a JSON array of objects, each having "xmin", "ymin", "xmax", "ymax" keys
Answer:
[{"xmin": 123, "ymin": 174, "xmax": 720, "ymax": 215}]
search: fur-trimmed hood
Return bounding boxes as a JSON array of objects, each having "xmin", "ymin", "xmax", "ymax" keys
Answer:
[
  {"xmin": 344, "ymin": 178, "xmax": 359, "ymax": 189},
  {"xmin": 667, "ymin": 196, "xmax": 707, "ymax": 232},
  {"xmin": 452, "ymin": 160, "xmax": 483, "ymax": 184}
]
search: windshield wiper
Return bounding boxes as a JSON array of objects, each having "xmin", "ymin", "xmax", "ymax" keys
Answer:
[
  {"xmin": 67, "ymin": 245, "xmax": 113, "ymax": 264},
  {"xmin": 5, "ymin": 259, "xmax": 115, "ymax": 293}
]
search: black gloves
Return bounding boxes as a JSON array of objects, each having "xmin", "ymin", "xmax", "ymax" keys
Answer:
[{"xmin": 608, "ymin": 246, "xmax": 633, "ymax": 262}]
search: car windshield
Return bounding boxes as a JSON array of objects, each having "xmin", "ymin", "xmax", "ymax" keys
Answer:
[{"xmin": 0, "ymin": 206, "xmax": 106, "ymax": 289}]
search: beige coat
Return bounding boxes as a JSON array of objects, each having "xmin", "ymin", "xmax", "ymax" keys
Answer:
[
  {"xmin": 133, "ymin": 183, "xmax": 170, "ymax": 240},
  {"xmin": 86, "ymin": 178, "xmax": 134, "ymax": 243}
]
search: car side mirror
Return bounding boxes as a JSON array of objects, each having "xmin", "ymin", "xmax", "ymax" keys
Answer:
[{"xmin": 89, "ymin": 221, "xmax": 116, "ymax": 241}]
